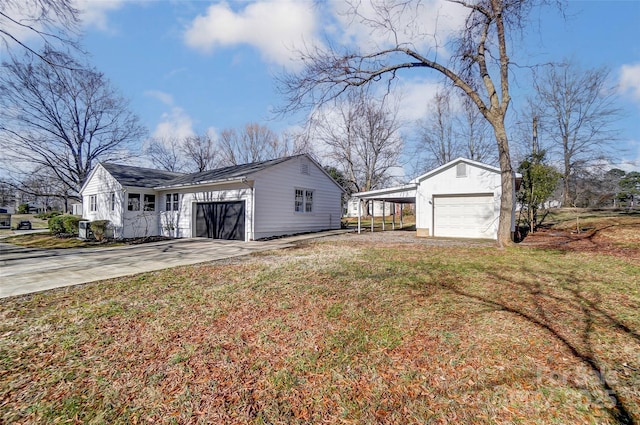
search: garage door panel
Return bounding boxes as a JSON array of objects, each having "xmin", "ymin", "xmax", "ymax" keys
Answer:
[
  {"xmin": 434, "ymin": 195, "xmax": 496, "ymax": 239},
  {"xmin": 195, "ymin": 201, "xmax": 245, "ymax": 241}
]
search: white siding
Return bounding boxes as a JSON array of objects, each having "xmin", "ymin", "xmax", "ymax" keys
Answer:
[
  {"xmin": 81, "ymin": 165, "xmax": 125, "ymax": 238},
  {"xmin": 252, "ymin": 156, "xmax": 343, "ymax": 239},
  {"xmin": 83, "ymin": 156, "xmax": 343, "ymax": 241},
  {"xmin": 346, "ymin": 199, "xmax": 391, "ymax": 217},
  {"xmin": 415, "ymin": 161, "xmax": 501, "ymax": 239},
  {"xmin": 121, "ymin": 189, "xmax": 160, "ymax": 239},
  {"xmin": 158, "ymin": 184, "xmax": 253, "ymax": 239}
]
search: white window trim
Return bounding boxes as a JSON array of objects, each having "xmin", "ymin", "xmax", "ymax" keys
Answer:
[
  {"xmin": 89, "ymin": 195, "xmax": 97, "ymax": 212},
  {"xmin": 166, "ymin": 193, "xmax": 180, "ymax": 211},
  {"xmin": 295, "ymin": 188, "xmax": 314, "ymax": 213},
  {"xmin": 143, "ymin": 194, "xmax": 156, "ymax": 211},
  {"xmin": 128, "ymin": 193, "xmax": 141, "ymax": 211}
]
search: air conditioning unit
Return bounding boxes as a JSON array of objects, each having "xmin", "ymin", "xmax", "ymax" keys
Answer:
[{"xmin": 78, "ymin": 221, "xmax": 94, "ymax": 240}]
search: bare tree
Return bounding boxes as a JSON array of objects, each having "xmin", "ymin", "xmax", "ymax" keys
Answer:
[
  {"xmin": 219, "ymin": 123, "xmax": 302, "ymax": 166},
  {"xmin": 310, "ymin": 91, "xmax": 403, "ymax": 195},
  {"xmin": 456, "ymin": 95, "xmax": 494, "ymax": 163},
  {"xmin": 533, "ymin": 60, "xmax": 622, "ymax": 206},
  {"xmin": 181, "ymin": 132, "xmax": 219, "ymax": 172},
  {"xmin": 415, "ymin": 90, "xmax": 456, "ymax": 169},
  {"xmin": 0, "ymin": 49, "xmax": 146, "ymax": 204},
  {"xmin": 279, "ymin": 0, "xmax": 553, "ymax": 246},
  {"xmin": 0, "ymin": 0, "xmax": 80, "ymax": 65},
  {"xmin": 413, "ymin": 90, "xmax": 494, "ymax": 174},
  {"xmin": 145, "ymin": 137, "xmax": 186, "ymax": 172}
]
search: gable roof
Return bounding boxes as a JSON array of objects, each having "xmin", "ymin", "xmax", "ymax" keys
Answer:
[
  {"xmin": 411, "ymin": 157, "xmax": 501, "ymax": 183},
  {"xmin": 101, "ymin": 163, "xmax": 185, "ymax": 188},
  {"xmin": 84, "ymin": 154, "xmax": 345, "ymax": 193},
  {"xmin": 156, "ymin": 155, "xmax": 297, "ymax": 189}
]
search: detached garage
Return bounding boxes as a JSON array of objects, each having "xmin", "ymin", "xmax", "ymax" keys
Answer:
[{"xmin": 353, "ymin": 158, "xmax": 519, "ymax": 240}]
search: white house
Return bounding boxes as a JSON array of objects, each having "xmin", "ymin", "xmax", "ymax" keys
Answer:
[
  {"xmin": 345, "ymin": 199, "xmax": 394, "ymax": 217},
  {"xmin": 80, "ymin": 154, "xmax": 345, "ymax": 241},
  {"xmin": 353, "ymin": 158, "xmax": 520, "ymax": 240}
]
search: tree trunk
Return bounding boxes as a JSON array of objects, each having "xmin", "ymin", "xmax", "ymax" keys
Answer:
[
  {"xmin": 562, "ymin": 136, "xmax": 572, "ymax": 206},
  {"xmin": 493, "ymin": 121, "xmax": 515, "ymax": 247}
]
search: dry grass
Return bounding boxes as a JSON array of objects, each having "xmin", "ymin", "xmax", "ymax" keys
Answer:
[{"xmin": 1, "ymin": 217, "xmax": 639, "ymax": 424}]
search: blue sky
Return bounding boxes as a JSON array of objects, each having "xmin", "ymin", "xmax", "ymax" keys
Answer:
[{"xmin": 12, "ymin": 1, "xmax": 640, "ymax": 172}]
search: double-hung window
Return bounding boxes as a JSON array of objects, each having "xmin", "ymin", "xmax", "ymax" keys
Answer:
[
  {"xmin": 89, "ymin": 195, "xmax": 97, "ymax": 212},
  {"xmin": 305, "ymin": 190, "xmax": 313, "ymax": 212},
  {"xmin": 128, "ymin": 193, "xmax": 140, "ymax": 211},
  {"xmin": 295, "ymin": 189, "xmax": 314, "ymax": 213},
  {"xmin": 110, "ymin": 193, "xmax": 116, "ymax": 211},
  {"xmin": 143, "ymin": 194, "xmax": 156, "ymax": 211},
  {"xmin": 166, "ymin": 193, "xmax": 179, "ymax": 211}
]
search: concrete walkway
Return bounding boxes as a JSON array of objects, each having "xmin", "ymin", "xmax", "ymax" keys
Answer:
[{"xmin": 0, "ymin": 230, "xmax": 351, "ymax": 299}]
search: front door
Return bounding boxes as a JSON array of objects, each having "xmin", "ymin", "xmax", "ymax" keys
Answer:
[{"xmin": 195, "ymin": 201, "xmax": 246, "ymax": 241}]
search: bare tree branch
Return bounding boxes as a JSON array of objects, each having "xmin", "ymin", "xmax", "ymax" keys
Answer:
[
  {"xmin": 277, "ymin": 0, "xmax": 554, "ymax": 245},
  {"xmin": 0, "ymin": 49, "xmax": 146, "ymax": 203},
  {"xmin": 533, "ymin": 60, "xmax": 623, "ymax": 206}
]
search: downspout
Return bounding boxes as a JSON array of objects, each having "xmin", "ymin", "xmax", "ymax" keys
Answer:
[
  {"xmin": 120, "ymin": 187, "xmax": 126, "ymax": 239},
  {"xmin": 241, "ymin": 178, "xmax": 254, "ymax": 241}
]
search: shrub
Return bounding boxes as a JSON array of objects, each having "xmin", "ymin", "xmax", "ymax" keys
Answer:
[
  {"xmin": 91, "ymin": 220, "xmax": 110, "ymax": 241},
  {"xmin": 17, "ymin": 203, "xmax": 29, "ymax": 214},
  {"xmin": 48, "ymin": 215, "xmax": 65, "ymax": 235},
  {"xmin": 62, "ymin": 215, "xmax": 81, "ymax": 235},
  {"xmin": 49, "ymin": 215, "xmax": 81, "ymax": 236}
]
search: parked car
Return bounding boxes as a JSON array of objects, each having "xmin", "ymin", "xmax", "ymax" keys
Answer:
[{"xmin": 16, "ymin": 220, "xmax": 32, "ymax": 230}]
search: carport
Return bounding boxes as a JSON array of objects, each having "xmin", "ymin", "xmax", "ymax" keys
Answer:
[{"xmin": 353, "ymin": 184, "xmax": 417, "ymax": 233}]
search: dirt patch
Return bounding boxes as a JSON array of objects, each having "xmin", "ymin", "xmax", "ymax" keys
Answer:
[{"xmin": 519, "ymin": 219, "xmax": 640, "ymax": 260}]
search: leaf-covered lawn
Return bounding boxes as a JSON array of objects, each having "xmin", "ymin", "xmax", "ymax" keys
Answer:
[{"xmin": 1, "ymin": 239, "xmax": 638, "ymax": 424}]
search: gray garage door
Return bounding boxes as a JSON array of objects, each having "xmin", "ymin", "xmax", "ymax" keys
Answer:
[{"xmin": 195, "ymin": 201, "xmax": 245, "ymax": 241}]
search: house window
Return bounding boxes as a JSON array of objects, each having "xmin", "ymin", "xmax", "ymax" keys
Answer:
[
  {"xmin": 166, "ymin": 193, "xmax": 179, "ymax": 211},
  {"xmin": 295, "ymin": 189, "xmax": 314, "ymax": 213},
  {"xmin": 305, "ymin": 190, "xmax": 313, "ymax": 212},
  {"xmin": 89, "ymin": 195, "xmax": 97, "ymax": 212},
  {"xmin": 110, "ymin": 193, "xmax": 116, "ymax": 211},
  {"xmin": 127, "ymin": 193, "xmax": 140, "ymax": 211},
  {"xmin": 456, "ymin": 163, "xmax": 467, "ymax": 178},
  {"xmin": 144, "ymin": 194, "xmax": 156, "ymax": 211}
]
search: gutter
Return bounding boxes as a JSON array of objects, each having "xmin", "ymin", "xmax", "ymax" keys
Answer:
[{"xmin": 153, "ymin": 177, "xmax": 249, "ymax": 191}]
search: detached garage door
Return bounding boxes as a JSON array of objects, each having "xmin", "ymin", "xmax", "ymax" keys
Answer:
[
  {"xmin": 433, "ymin": 195, "xmax": 496, "ymax": 239},
  {"xmin": 195, "ymin": 201, "xmax": 245, "ymax": 241}
]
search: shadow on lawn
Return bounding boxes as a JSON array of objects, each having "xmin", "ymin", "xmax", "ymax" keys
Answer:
[{"xmin": 436, "ymin": 267, "xmax": 638, "ymax": 425}]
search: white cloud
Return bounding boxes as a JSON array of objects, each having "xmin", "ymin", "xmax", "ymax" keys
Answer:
[
  {"xmin": 74, "ymin": 0, "xmax": 127, "ymax": 33},
  {"xmin": 390, "ymin": 79, "xmax": 445, "ymax": 123},
  {"xmin": 144, "ymin": 90, "xmax": 174, "ymax": 106},
  {"xmin": 328, "ymin": 0, "xmax": 468, "ymax": 55},
  {"xmin": 183, "ymin": 0, "xmax": 319, "ymax": 68},
  {"xmin": 619, "ymin": 63, "xmax": 640, "ymax": 102},
  {"xmin": 153, "ymin": 107, "xmax": 195, "ymax": 141},
  {"xmin": 144, "ymin": 90, "xmax": 195, "ymax": 140}
]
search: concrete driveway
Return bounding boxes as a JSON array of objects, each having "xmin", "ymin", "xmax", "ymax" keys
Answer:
[{"xmin": 0, "ymin": 236, "xmax": 319, "ymax": 299}]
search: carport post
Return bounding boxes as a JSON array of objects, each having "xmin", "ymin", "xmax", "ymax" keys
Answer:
[
  {"xmin": 400, "ymin": 204, "xmax": 404, "ymax": 229},
  {"xmin": 357, "ymin": 198, "xmax": 361, "ymax": 234},
  {"xmin": 382, "ymin": 201, "xmax": 385, "ymax": 231},
  {"xmin": 371, "ymin": 203, "xmax": 374, "ymax": 233},
  {"xmin": 392, "ymin": 202, "xmax": 396, "ymax": 230}
]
